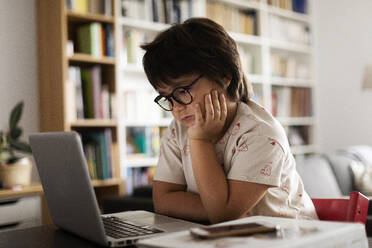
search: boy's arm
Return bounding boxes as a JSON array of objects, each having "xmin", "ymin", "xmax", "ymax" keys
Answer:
[
  {"xmin": 189, "ymin": 139, "xmax": 270, "ymax": 224},
  {"xmin": 188, "ymin": 91, "xmax": 271, "ymax": 224},
  {"xmin": 153, "ymin": 180, "xmax": 209, "ymax": 223}
]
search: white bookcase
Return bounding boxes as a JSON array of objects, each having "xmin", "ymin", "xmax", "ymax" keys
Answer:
[{"xmin": 114, "ymin": 0, "xmax": 316, "ymax": 192}]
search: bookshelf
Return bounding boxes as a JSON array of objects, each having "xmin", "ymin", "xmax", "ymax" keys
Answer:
[
  {"xmin": 38, "ymin": 0, "xmax": 315, "ymax": 195},
  {"xmin": 37, "ymin": 0, "xmax": 124, "ymax": 211},
  {"xmin": 117, "ymin": 0, "xmax": 316, "ymax": 192}
]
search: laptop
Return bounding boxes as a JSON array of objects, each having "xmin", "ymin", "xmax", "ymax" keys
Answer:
[{"xmin": 29, "ymin": 132, "xmax": 203, "ymax": 247}]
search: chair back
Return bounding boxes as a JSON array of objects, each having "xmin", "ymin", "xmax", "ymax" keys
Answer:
[{"xmin": 312, "ymin": 191, "xmax": 369, "ymax": 224}]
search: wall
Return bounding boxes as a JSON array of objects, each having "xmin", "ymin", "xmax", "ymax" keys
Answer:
[
  {"xmin": 313, "ymin": 0, "xmax": 372, "ymax": 153},
  {"xmin": 0, "ymin": 0, "xmax": 39, "ymax": 180}
]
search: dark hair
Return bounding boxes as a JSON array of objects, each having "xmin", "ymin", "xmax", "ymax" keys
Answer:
[{"xmin": 141, "ymin": 17, "xmax": 253, "ymax": 103}]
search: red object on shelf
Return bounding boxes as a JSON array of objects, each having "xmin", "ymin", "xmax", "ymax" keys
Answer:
[{"xmin": 312, "ymin": 191, "xmax": 369, "ymax": 224}]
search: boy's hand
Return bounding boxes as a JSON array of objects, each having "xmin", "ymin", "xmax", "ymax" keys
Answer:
[{"xmin": 188, "ymin": 90, "xmax": 228, "ymax": 143}]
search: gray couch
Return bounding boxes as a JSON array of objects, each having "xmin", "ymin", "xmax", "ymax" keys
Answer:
[{"xmin": 103, "ymin": 146, "xmax": 372, "ymax": 235}]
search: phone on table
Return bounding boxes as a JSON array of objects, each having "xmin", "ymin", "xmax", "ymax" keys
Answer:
[{"xmin": 190, "ymin": 222, "xmax": 279, "ymax": 239}]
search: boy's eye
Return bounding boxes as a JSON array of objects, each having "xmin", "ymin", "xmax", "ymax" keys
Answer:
[{"xmin": 179, "ymin": 89, "xmax": 188, "ymax": 94}]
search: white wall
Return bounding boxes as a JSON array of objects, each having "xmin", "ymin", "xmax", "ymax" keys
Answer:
[
  {"xmin": 0, "ymin": 0, "xmax": 39, "ymax": 180},
  {"xmin": 313, "ymin": 0, "xmax": 372, "ymax": 153}
]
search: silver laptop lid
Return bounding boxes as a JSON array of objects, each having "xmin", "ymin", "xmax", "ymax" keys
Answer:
[{"xmin": 29, "ymin": 132, "xmax": 108, "ymax": 246}]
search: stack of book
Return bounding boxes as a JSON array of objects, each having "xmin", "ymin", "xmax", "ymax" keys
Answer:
[
  {"xmin": 271, "ymin": 53, "xmax": 310, "ymax": 79},
  {"xmin": 68, "ymin": 65, "xmax": 116, "ymax": 120},
  {"xmin": 121, "ymin": 29, "xmax": 149, "ymax": 65},
  {"xmin": 82, "ymin": 129, "xmax": 114, "ymax": 180},
  {"xmin": 271, "ymin": 87, "xmax": 311, "ymax": 117},
  {"xmin": 268, "ymin": 0, "xmax": 307, "ymax": 14},
  {"xmin": 122, "ymin": 90, "xmax": 161, "ymax": 121},
  {"xmin": 206, "ymin": 1, "xmax": 257, "ymax": 35},
  {"xmin": 125, "ymin": 166, "xmax": 156, "ymax": 195},
  {"xmin": 126, "ymin": 126, "xmax": 163, "ymax": 158},
  {"xmin": 269, "ymin": 15, "xmax": 310, "ymax": 45},
  {"xmin": 76, "ymin": 22, "xmax": 114, "ymax": 57},
  {"xmin": 66, "ymin": 0, "xmax": 113, "ymax": 15},
  {"xmin": 121, "ymin": 0, "xmax": 193, "ymax": 24}
]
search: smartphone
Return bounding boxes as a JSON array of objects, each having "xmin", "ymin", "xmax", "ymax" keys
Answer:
[{"xmin": 189, "ymin": 222, "xmax": 279, "ymax": 239}]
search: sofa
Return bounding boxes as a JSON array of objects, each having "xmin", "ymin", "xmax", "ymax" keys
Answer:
[{"xmin": 103, "ymin": 146, "xmax": 372, "ymax": 235}]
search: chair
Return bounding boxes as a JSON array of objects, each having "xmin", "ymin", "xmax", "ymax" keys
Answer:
[{"xmin": 312, "ymin": 191, "xmax": 369, "ymax": 224}]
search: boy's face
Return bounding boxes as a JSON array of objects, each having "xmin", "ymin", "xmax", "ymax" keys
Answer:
[{"xmin": 156, "ymin": 74, "xmax": 226, "ymax": 127}]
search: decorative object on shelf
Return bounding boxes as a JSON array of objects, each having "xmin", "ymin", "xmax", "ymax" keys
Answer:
[
  {"xmin": 0, "ymin": 101, "xmax": 33, "ymax": 189},
  {"xmin": 362, "ymin": 65, "xmax": 372, "ymax": 91}
]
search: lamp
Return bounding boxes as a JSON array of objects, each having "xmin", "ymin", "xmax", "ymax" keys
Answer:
[{"xmin": 362, "ymin": 65, "xmax": 372, "ymax": 90}]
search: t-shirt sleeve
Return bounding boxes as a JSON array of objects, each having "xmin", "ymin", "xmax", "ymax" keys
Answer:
[
  {"xmin": 228, "ymin": 132, "xmax": 285, "ymax": 187},
  {"xmin": 153, "ymin": 126, "xmax": 186, "ymax": 185}
]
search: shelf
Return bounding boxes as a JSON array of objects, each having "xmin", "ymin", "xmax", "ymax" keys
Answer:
[
  {"xmin": 123, "ymin": 118, "xmax": 172, "ymax": 127},
  {"xmin": 66, "ymin": 10, "xmax": 115, "ymax": 23},
  {"xmin": 270, "ymin": 77, "xmax": 314, "ymax": 87},
  {"xmin": 267, "ymin": 6, "xmax": 310, "ymax": 23},
  {"xmin": 269, "ymin": 40, "xmax": 311, "ymax": 54},
  {"xmin": 276, "ymin": 117, "xmax": 315, "ymax": 126},
  {"xmin": 119, "ymin": 17, "xmax": 169, "ymax": 32},
  {"xmin": 291, "ymin": 145, "xmax": 317, "ymax": 155},
  {"xmin": 123, "ymin": 156, "xmax": 158, "ymax": 168},
  {"xmin": 0, "ymin": 184, "xmax": 43, "ymax": 199},
  {"xmin": 68, "ymin": 53, "xmax": 115, "ymax": 65},
  {"xmin": 216, "ymin": 0, "xmax": 262, "ymax": 11},
  {"xmin": 70, "ymin": 119, "xmax": 118, "ymax": 127},
  {"xmin": 229, "ymin": 32, "xmax": 263, "ymax": 46},
  {"xmin": 91, "ymin": 178, "xmax": 123, "ymax": 187}
]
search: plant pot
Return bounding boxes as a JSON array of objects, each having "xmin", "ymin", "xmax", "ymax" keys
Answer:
[{"xmin": 0, "ymin": 157, "xmax": 32, "ymax": 188}]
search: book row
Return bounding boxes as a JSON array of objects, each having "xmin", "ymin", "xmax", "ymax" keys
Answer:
[
  {"xmin": 285, "ymin": 125, "xmax": 310, "ymax": 146},
  {"xmin": 206, "ymin": 1, "xmax": 257, "ymax": 35},
  {"xmin": 71, "ymin": 22, "xmax": 115, "ymax": 58},
  {"xmin": 122, "ymin": 90, "xmax": 172, "ymax": 121},
  {"xmin": 82, "ymin": 129, "xmax": 114, "ymax": 180},
  {"xmin": 271, "ymin": 53, "xmax": 310, "ymax": 79},
  {"xmin": 269, "ymin": 15, "xmax": 310, "ymax": 45},
  {"xmin": 126, "ymin": 126, "xmax": 166, "ymax": 157},
  {"xmin": 67, "ymin": 66, "xmax": 117, "ymax": 120},
  {"xmin": 66, "ymin": 0, "xmax": 113, "ymax": 15},
  {"xmin": 271, "ymin": 86, "xmax": 312, "ymax": 117},
  {"xmin": 125, "ymin": 166, "xmax": 156, "ymax": 195},
  {"xmin": 268, "ymin": 0, "xmax": 308, "ymax": 14},
  {"xmin": 121, "ymin": 0, "xmax": 193, "ymax": 24}
]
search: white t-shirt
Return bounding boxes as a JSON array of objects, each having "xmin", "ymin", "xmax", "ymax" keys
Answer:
[{"xmin": 154, "ymin": 100, "xmax": 318, "ymax": 220}]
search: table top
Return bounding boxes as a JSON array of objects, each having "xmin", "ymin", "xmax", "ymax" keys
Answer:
[
  {"xmin": 137, "ymin": 216, "xmax": 369, "ymax": 248},
  {"xmin": 0, "ymin": 225, "xmax": 106, "ymax": 248},
  {"xmin": 0, "ymin": 217, "xmax": 369, "ymax": 248}
]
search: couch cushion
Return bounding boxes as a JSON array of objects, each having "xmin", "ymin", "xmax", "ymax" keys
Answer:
[
  {"xmin": 325, "ymin": 152, "xmax": 355, "ymax": 196},
  {"xmin": 296, "ymin": 155, "xmax": 342, "ymax": 198}
]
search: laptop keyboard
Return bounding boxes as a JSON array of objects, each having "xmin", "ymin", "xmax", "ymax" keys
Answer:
[{"xmin": 102, "ymin": 216, "xmax": 164, "ymax": 239}]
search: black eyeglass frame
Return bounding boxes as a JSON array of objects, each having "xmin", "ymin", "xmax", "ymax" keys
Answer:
[{"xmin": 154, "ymin": 74, "xmax": 204, "ymax": 111}]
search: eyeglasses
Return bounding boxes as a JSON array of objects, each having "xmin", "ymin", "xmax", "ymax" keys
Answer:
[{"xmin": 154, "ymin": 74, "xmax": 203, "ymax": 111}]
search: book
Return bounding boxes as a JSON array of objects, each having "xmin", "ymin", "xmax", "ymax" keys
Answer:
[
  {"xmin": 81, "ymin": 68, "xmax": 94, "ymax": 118},
  {"xmin": 77, "ymin": 22, "xmax": 102, "ymax": 57}
]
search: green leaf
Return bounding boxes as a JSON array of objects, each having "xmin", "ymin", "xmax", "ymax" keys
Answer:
[
  {"xmin": 9, "ymin": 139, "xmax": 32, "ymax": 154},
  {"xmin": 10, "ymin": 127, "xmax": 22, "ymax": 140},
  {"xmin": 9, "ymin": 101, "xmax": 24, "ymax": 130}
]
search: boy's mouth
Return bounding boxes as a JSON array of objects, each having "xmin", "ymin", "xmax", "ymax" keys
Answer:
[{"xmin": 181, "ymin": 115, "xmax": 194, "ymax": 121}]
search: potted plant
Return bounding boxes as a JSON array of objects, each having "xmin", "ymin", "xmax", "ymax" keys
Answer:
[{"xmin": 0, "ymin": 101, "xmax": 32, "ymax": 189}]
